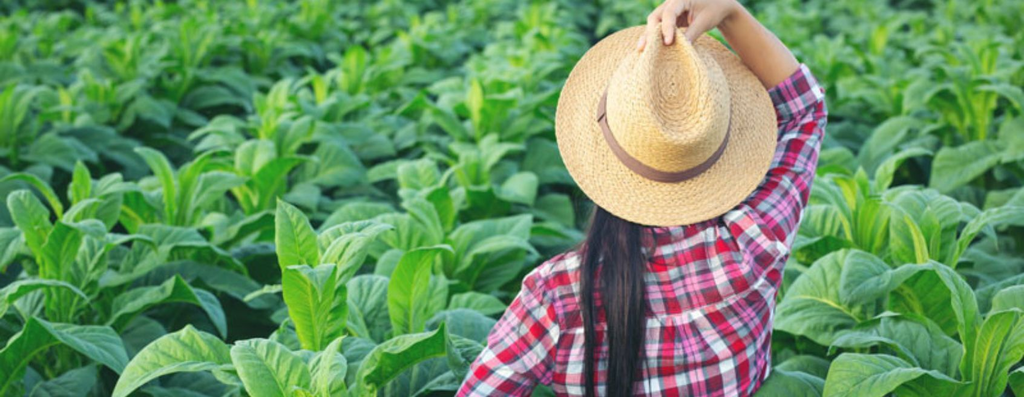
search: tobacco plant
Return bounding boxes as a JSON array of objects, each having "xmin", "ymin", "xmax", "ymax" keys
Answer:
[{"xmin": 1, "ymin": 0, "xmax": 1023, "ymax": 396}]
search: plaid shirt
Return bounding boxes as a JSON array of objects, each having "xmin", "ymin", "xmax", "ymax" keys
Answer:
[{"xmin": 458, "ymin": 64, "xmax": 827, "ymax": 396}]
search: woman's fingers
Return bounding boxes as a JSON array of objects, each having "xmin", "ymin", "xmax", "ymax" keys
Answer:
[
  {"xmin": 683, "ymin": 6, "xmax": 712, "ymax": 43},
  {"xmin": 661, "ymin": 0, "xmax": 683, "ymax": 45},
  {"xmin": 639, "ymin": 4, "xmax": 665, "ymax": 51}
]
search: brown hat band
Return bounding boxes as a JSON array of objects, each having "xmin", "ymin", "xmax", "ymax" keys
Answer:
[{"xmin": 596, "ymin": 90, "xmax": 731, "ymax": 183}]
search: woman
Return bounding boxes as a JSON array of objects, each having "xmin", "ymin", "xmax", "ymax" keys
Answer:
[{"xmin": 458, "ymin": 0, "xmax": 826, "ymax": 395}]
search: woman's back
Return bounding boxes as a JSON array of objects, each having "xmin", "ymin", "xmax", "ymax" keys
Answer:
[
  {"xmin": 458, "ymin": 63, "xmax": 826, "ymax": 396},
  {"xmin": 458, "ymin": 1, "xmax": 828, "ymax": 393}
]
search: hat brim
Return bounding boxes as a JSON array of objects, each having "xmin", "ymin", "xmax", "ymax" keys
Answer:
[{"xmin": 556, "ymin": 26, "xmax": 777, "ymax": 227}]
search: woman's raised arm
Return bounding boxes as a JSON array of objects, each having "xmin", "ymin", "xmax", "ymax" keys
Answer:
[{"xmin": 638, "ymin": 0, "xmax": 799, "ymax": 88}]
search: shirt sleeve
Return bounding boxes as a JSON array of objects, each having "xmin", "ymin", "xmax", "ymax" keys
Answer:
[
  {"xmin": 740, "ymin": 63, "xmax": 827, "ymax": 247},
  {"xmin": 456, "ymin": 267, "xmax": 559, "ymax": 396}
]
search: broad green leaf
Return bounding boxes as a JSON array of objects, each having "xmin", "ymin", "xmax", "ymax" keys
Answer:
[
  {"xmin": 997, "ymin": 115, "xmax": 1024, "ymax": 163},
  {"xmin": 889, "ymin": 211, "xmax": 930, "ymax": 265},
  {"xmin": 873, "ymin": 148, "xmax": 930, "ymax": 192},
  {"xmin": 0, "ymin": 317, "xmax": 128, "ymax": 395},
  {"xmin": 426, "ymin": 275, "xmax": 449, "ymax": 323},
  {"xmin": 977, "ymin": 83, "xmax": 1024, "ymax": 113},
  {"xmin": 793, "ymin": 205, "xmax": 853, "ymax": 264},
  {"xmin": 1011, "ymin": 366, "xmax": 1024, "ymax": 397},
  {"xmin": 275, "ymin": 199, "xmax": 319, "ymax": 269},
  {"xmin": 244, "ymin": 284, "xmax": 283, "ymax": 303},
  {"xmin": 754, "ymin": 369, "xmax": 824, "ymax": 397},
  {"xmin": 445, "ymin": 334, "xmax": 483, "ymax": 382},
  {"xmin": 187, "ymin": 171, "xmax": 246, "ymax": 222},
  {"xmin": 309, "ymin": 337, "xmax": 348, "ymax": 397},
  {"xmin": 776, "ymin": 250, "xmax": 865, "ymax": 345},
  {"xmin": 0, "ymin": 279, "xmax": 87, "ymax": 318},
  {"xmin": 954, "ymin": 206, "xmax": 1024, "ymax": 265},
  {"xmin": 448, "ymin": 292, "xmax": 507, "ymax": 316},
  {"xmin": 822, "ymin": 353, "xmax": 960, "ymax": 397},
  {"xmin": 838, "ymin": 250, "xmax": 925, "ymax": 306},
  {"xmin": 341, "ymin": 337, "xmax": 377, "ymax": 387},
  {"xmin": 532, "ymin": 194, "xmax": 575, "ymax": 227},
  {"xmin": 991, "ymin": 285, "xmax": 1024, "ymax": 313},
  {"xmin": 960, "ymin": 309, "xmax": 1024, "ymax": 397},
  {"xmin": 976, "ymin": 272, "xmax": 1024, "ymax": 314},
  {"xmin": 887, "ymin": 189, "xmax": 963, "ymax": 265},
  {"xmin": 319, "ymin": 202, "xmax": 395, "ymax": 232},
  {"xmin": 135, "ymin": 147, "xmax": 178, "ymax": 222},
  {"xmin": 396, "ymin": 159, "xmax": 440, "ymax": 191},
  {"xmin": 426, "ymin": 309, "xmax": 496, "ymax": 343},
  {"xmin": 929, "ymin": 141, "xmax": 1001, "ymax": 193},
  {"xmin": 926, "ymin": 262, "xmax": 981, "ymax": 379},
  {"xmin": 1, "ymin": 173, "xmax": 64, "ymax": 218},
  {"xmin": 0, "ymin": 227, "xmax": 21, "ymax": 272},
  {"xmin": 104, "ymin": 225, "xmax": 245, "ymax": 285},
  {"xmin": 401, "ymin": 197, "xmax": 445, "ymax": 250},
  {"xmin": 377, "ymin": 213, "xmax": 434, "ymax": 252},
  {"xmin": 409, "ymin": 188, "xmax": 453, "ymax": 237},
  {"xmin": 120, "ymin": 316, "xmax": 167, "ymax": 358},
  {"xmin": 983, "ymin": 187, "xmax": 1024, "ymax": 209},
  {"xmin": 148, "ymin": 261, "xmax": 277, "ymax": 310},
  {"xmin": 889, "ymin": 270, "xmax": 959, "ymax": 335},
  {"xmin": 467, "ymin": 78, "xmax": 484, "ymax": 135},
  {"xmin": 268, "ymin": 320, "xmax": 302, "ymax": 352},
  {"xmin": 497, "ymin": 172, "xmax": 539, "ymax": 205},
  {"xmin": 319, "ymin": 221, "xmax": 392, "ymax": 283},
  {"xmin": 8, "ymin": 190, "xmax": 53, "ymax": 257},
  {"xmin": 428, "ymin": 106, "xmax": 470, "ymax": 141},
  {"xmin": 112, "ymin": 325, "xmax": 231, "ymax": 397},
  {"xmin": 373, "ymin": 248, "xmax": 404, "ymax": 279},
  {"xmin": 828, "ymin": 314, "xmax": 962, "ymax": 376},
  {"xmin": 208, "ymin": 210, "xmax": 275, "ymax": 246},
  {"xmin": 107, "ymin": 276, "xmax": 227, "ymax": 338},
  {"xmin": 851, "ymin": 197, "xmax": 889, "ymax": 256},
  {"xmin": 39, "ymin": 221, "xmax": 84, "ymax": 280},
  {"xmin": 62, "ymin": 198, "xmax": 101, "ymax": 224},
  {"xmin": 231, "ymin": 338, "xmax": 312, "ymax": 397},
  {"xmin": 521, "ymin": 138, "xmax": 571, "ymax": 186},
  {"xmin": 377, "ymin": 356, "xmax": 450, "ymax": 397},
  {"xmin": 282, "ymin": 264, "xmax": 347, "ymax": 351},
  {"xmin": 173, "ymin": 151, "xmax": 222, "ymax": 223},
  {"xmin": 250, "ymin": 157, "xmax": 305, "ymax": 209},
  {"xmin": 340, "ymin": 45, "xmax": 367, "ymax": 94},
  {"xmin": 27, "ymin": 364, "xmax": 98, "ymax": 397},
  {"xmin": 235, "ymin": 140, "xmax": 278, "ymax": 177},
  {"xmin": 298, "ymin": 140, "xmax": 364, "ymax": 188},
  {"xmin": 775, "ymin": 355, "xmax": 832, "ymax": 379},
  {"xmin": 411, "ymin": 372, "xmax": 461, "ymax": 397},
  {"xmin": 447, "ymin": 215, "xmax": 536, "ymax": 291},
  {"xmin": 388, "ymin": 246, "xmax": 452, "ymax": 335},
  {"xmin": 355, "ymin": 323, "xmax": 448, "ymax": 396},
  {"xmin": 857, "ymin": 116, "xmax": 919, "ymax": 175},
  {"xmin": 347, "ymin": 275, "xmax": 391, "ymax": 343}
]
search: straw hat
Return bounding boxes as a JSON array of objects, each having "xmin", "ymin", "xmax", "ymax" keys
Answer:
[{"xmin": 555, "ymin": 26, "xmax": 776, "ymax": 226}]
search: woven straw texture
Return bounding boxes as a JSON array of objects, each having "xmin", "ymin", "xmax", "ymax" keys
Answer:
[{"xmin": 555, "ymin": 26, "xmax": 776, "ymax": 226}]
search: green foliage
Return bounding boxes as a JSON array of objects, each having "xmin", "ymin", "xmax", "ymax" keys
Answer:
[
  {"xmin": 282, "ymin": 264, "xmax": 347, "ymax": 351},
  {"xmin": 1, "ymin": 317, "xmax": 128, "ymax": 395},
  {"xmin": 1, "ymin": 0, "xmax": 1023, "ymax": 395},
  {"xmin": 111, "ymin": 325, "xmax": 231, "ymax": 397}
]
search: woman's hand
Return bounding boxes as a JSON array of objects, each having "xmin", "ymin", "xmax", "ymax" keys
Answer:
[
  {"xmin": 638, "ymin": 0, "xmax": 741, "ymax": 50},
  {"xmin": 636, "ymin": 0, "xmax": 800, "ymax": 88}
]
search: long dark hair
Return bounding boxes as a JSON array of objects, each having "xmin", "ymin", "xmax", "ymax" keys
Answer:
[{"xmin": 579, "ymin": 206, "xmax": 649, "ymax": 396}]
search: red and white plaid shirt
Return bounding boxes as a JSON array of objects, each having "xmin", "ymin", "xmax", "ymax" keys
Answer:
[{"xmin": 458, "ymin": 64, "xmax": 827, "ymax": 396}]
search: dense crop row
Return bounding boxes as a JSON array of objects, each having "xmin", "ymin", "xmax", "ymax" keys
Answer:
[{"xmin": 0, "ymin": 0, "xmax": 1022, "ymax": 396}]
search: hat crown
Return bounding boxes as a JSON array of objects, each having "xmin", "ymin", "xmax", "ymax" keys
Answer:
[{"xmin": 604, "ymin": 30, "xmax": 731, "ymax": 173}]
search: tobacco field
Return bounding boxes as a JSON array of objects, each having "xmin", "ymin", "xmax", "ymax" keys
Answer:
[{"xmin": 0, "ymin": 0, "xmax": 1022, "ymax": 396}]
